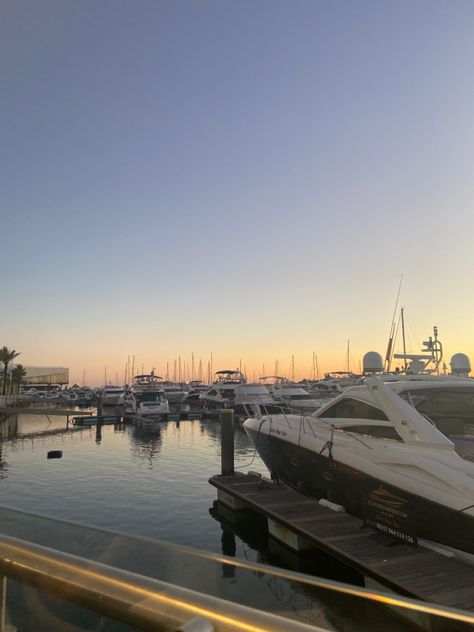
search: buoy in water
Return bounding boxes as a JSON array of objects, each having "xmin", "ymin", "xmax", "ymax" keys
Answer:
[{"xmin": 47, "ymin": 450, "xmax": 63, "ymax": 459}]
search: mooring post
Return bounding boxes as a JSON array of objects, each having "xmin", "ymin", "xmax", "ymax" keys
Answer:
[
  {"xmin": 0, "ymin": 575, "xmax": 6, "ymax": 631},
  {"xmin": 220, "ymin": 409, "xmax": 235, "ymax": 476}
]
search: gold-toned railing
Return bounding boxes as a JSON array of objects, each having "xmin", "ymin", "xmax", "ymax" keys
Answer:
[
  {"xmin": 0, "ymin": 533, "xmax": 324, "ymax": 632},
  {"xmin": 0, "ymin": 525, "xmax": 473, "ymax": 632}
]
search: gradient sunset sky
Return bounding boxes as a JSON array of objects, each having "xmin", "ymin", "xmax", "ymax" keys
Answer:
[{"xmin": 2, "ymin": 0, "xmax": 474, "ymax": 385}]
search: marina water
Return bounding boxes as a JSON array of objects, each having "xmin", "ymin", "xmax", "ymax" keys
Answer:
[{"xmin": 0, "ymin": 412, "xmax": 429, "ymax": 631}]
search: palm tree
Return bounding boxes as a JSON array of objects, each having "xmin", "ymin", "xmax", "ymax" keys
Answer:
[
  {"xmin": 11, "ymin": 364, "xmax": 27, "ymax": 393},
  {"xmin": 0, "ymin": 347, "xmax": 21, "ymax": 395}
]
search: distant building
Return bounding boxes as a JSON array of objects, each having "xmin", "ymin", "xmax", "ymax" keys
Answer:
[{"xmin": 22, "ymin": 367, "xmax": 69, "ymax": 388}]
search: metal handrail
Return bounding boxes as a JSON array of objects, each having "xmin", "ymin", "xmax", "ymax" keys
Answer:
[
  {"xmin": 0, "ymin": 508, "xmax": 474, "ymax": 628},
  {"xmin": 0, "ymin": 533, "xmax": 324, "ymax": 632}
]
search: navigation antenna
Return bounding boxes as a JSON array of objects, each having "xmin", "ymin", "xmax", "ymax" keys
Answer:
[
  {"xmin": 423, "ymin": 326, "xmax": 443, "ymax": 374},
  {"xmin": 393, "ymin": 325, "xmax": 443, "ymax": 374}
]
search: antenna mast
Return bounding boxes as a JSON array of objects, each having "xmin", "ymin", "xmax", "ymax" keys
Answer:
[
  {"xmin": 385, "ymin": 274, "xmax": 403, "ymax": 372},
  {"xmin": 401, "ymin": 307, "xmax": 407, "ymax": 370}
]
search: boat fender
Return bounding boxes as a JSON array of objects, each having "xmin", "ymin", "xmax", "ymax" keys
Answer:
[
  {"xmin": 319, "ymin": 498, "xmax": 345, "ymax": 513},
  {"xmin": 47, "ymin": 450, "xmax": 63, "ymax": 459}
]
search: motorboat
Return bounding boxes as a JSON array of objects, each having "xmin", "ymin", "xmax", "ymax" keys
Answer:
[
  {"xmin": 200, "ymin": 370, "xmax": 246, "ymax": 410},
  {"xmin": 188, "ymin": 380, "xmax": 207, "ymax": 391},
  {"xmin": 265, "ymin": 377, "xmax": 326, "ymax": 413},
  {"xmin": 130, "ymin": 373, "xmax": 164, "ymax": 394},
  {"xmin": 161, "ymin": 381, "xmax": 187, "ymax": 405},
  {"xmin": 304, "ymin": 373, "xmax": 361, "ymax": 398},
  {"xmin": 124, "ymin": 390, "xmax": 169, "ymax": 417},
  {"xmin": 100, "ymin": 386, "xmax": 126, "ymax": 407},
  {"xmin": 184, "ymin": 381, "xmax": 208, "ymax": 409},
  {"xmin": 243, "ymin": 373, "xmax": 474, "ymax": 557},
  {"xmin": 233, "ymin": 383, "xmax": 289, "ymax": 418}
]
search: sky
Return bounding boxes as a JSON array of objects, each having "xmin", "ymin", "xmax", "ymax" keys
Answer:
[{"xmin": 1, "ymin": 0, "xmax": 474, "ymax": 385}]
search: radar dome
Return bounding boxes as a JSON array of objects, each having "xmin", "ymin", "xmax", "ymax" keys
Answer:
[
  {"xmin": 363, "ymin": 352, "xmax": 384, "ymax": 374},
  {"xmin": 450, "ymin": 353, "xmax": 471, "ymax": 377}
]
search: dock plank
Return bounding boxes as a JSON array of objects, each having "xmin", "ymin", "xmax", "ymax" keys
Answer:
[{"xmin": 209, "ymin": 473, "xmax": 474, "ymax": 612}]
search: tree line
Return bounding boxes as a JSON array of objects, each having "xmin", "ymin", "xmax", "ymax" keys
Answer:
[{"xmin": 0, "ymin": 347, "xmax": 26, "ymax": 395}]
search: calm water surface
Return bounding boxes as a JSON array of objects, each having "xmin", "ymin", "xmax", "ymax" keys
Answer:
[
  {"xmin": 0, "ymin": 413, "xmax": 268, "ymax": 551},
  {"xmin": 0, "ymin": 412, "xmax": 426, "ymax": 632}
]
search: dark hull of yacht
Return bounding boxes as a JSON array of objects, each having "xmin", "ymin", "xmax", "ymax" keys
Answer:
[{"xmin": 245, "ymin": 427, "xmax": 474, "ymax": 556}]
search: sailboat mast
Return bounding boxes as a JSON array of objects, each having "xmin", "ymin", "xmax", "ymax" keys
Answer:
[
  {"xmin": 401, "ymin": 307, "xmax": 407, "ymax": 370},
  {"xmin": 385, "ymin": 274, "xmax": 403, "ymax": 372}
]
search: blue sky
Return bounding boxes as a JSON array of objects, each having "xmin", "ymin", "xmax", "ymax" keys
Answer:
[{"xmin": 1, "ymin": 0, "xmax": 474, "ymax": 383}]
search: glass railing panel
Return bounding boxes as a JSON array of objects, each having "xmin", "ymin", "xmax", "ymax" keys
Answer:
[{"xmin": 0, "ymin": 506, "xmax": 473, "ymax": 632}]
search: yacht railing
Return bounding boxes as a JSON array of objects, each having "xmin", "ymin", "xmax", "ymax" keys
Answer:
[
  {"xmin": 251, "ymin": 406, "xmax": 382, "ymax": 452},
  {"xmin": 0, "ymin": 533, "xmax": 322, "ymax": 632}
]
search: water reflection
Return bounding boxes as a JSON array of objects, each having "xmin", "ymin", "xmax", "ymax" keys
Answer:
[
  {"xmin": 209, "ymin": 501, "xmax": 422, "ymax": 632},
  {"xmin": 0, "ymin": 414, "xmax": 18, "ymax": 479},
  {"xmin": 95, "ymin": 422, "xmax": 102, "ymax": 444},
  {"xmin": 0, "ymin": 413, "xmax": 18, "ymax": 439},
  {"xmin": 0, "ymin": 506, "xmax": 426, "ymax": 632},
  {"xmin": 127, "ymin": 425, "xmax": 164, "ymax": 467},
  {"xmin": 221, "ymin": 527, "xmax": 236, "ymax": 579},
  {"xmin": 198, "ymin": 419, "xmax": 266, "ymax": 464},
  {"xmin": 0, "ymin": 416, "xmax": 467, "ymax": 632}
]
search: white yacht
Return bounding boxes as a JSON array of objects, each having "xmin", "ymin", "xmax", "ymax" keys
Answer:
[
  {"xmin": 200, "ymin": 370, "xmax": 246, "ymax": 410},
  {"xmin": 244, "ymin": 360, "xmax": 474, "ymax": 559},
  {"xmin": 130, "ymin": 373, "xmax": 164, "ymax": 394},
  {"xmin": 266, "ymin": 377, "xmax": 326, "ymax": 413},
  {"xmin": 184, "ymin": 381, "xmax": 208, "ymax": 408},
  {"xmin": 100, "ymin": 386, "xmax": 126, "ymax": 407},
  {"xmin": 305, "ymin": 372, "xmax": 361, "ymax": 398},
  {"xmin": 233, "ymin": 383, "xmax": 287, "ymax": 418},
  {"xmin": 161, "ymin": 381, "xmax": 187, "ymax": 405},
  {"xmin": 125, "ymin": 373, "xmax": 169, "ymax": 416},
  {"xmin": 124, "ymin": 391, "xmax": 169, "ymax": 417}
]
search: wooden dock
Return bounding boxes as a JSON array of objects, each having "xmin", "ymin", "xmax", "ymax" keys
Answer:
[{"xmin": 209, "ymin": 472, "xmax": 474, "ymax": 613}]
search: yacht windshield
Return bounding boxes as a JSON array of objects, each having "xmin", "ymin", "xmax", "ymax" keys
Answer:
[{"xmin": 399, "ymin": 386, "xmax": 474, "ymax": 436}]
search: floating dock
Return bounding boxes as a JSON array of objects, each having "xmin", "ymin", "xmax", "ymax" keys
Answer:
[
  {"xmin": 209, "ymin": 472, "xmax": 474, "ymax": 613},
  {"xmin": 72, "ymin": 415, "xmax": 123, "ymax": 426},
  {"xmin": 0, "ymin": 407, "xmax": 93, "ymax": 417}
]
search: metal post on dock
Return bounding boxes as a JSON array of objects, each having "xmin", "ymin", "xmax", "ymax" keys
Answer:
[
  {"xmin": 0, "ymin": 575, "xmax": 15, "ymax": 632},
  {"xmin": 0, "ymin": 576, "xmax": 5, "ymax": 632},
  {"xmin": 220, "ymin": 409, "xmax": 234, "ymax": 476}
]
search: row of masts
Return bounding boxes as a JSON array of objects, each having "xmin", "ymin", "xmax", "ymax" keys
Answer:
[
  {"xmin": 87, "ymin": 306, "xmax": 434, "ymax": 387},
  {"xmin": 93, "ymin": 351, "xmax": 328, "ymax": 387}
]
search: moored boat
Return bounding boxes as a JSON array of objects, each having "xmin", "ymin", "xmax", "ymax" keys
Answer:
[{"xmin": 244, "ymin": 373, "xmax": 474, "ymax": 557}]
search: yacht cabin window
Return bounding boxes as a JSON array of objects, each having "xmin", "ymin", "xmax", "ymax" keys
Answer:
[
  {"xmin": 342, "ymin": 424, "xmax": 402, "ymax": 441},
  {"xmin": 321, "ymin": 398, "xmax": 388, "ymax": 421}
]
